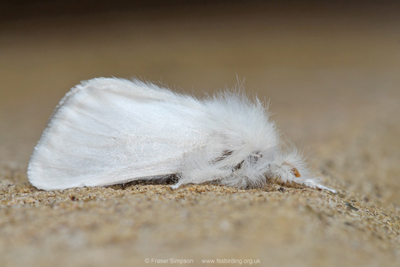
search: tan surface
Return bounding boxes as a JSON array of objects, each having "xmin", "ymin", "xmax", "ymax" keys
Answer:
[{"xmin": 1, "ymin": 4, "xmax": 400, "ymax": 266}]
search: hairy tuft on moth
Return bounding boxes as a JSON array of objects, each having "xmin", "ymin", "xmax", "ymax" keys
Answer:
[{"xmin": 27, "ymin": 77, "xmax": 336, "ymax": 193}]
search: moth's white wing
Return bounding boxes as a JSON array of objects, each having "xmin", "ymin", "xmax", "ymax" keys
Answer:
[{"xmin": 28, "ymin": 78, "xmax": 211, "ymax": 190}]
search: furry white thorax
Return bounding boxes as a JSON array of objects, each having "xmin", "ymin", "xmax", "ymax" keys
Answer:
[{"xmin": 28, "ymin": 78, "xmax": 335, "ymax": 193}]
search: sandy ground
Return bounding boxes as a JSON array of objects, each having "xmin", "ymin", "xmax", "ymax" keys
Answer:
[{"xmin": 1, "ymin": 4, "xmax": 400, "ymax": 266}]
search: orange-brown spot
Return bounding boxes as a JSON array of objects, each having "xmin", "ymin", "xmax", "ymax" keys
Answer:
[
  {"xmin": 291, "ymin": 167, "xmax": 301, "ymax": 177},
  {"xmin": 283, "ymin": 162, "xmax": 301, "ymax": 177}
]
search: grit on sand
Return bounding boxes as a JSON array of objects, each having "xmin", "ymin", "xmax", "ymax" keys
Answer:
[{"xmin": 1, "ymin": 5, "xmax": 400, "ymax": 266}]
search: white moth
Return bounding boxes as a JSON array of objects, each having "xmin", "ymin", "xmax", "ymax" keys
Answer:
[{"xmin": 28, "ymin": 77, "xmax": 335, "ymax": 193}]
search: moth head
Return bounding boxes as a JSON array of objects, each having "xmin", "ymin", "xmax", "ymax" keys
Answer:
[
  {"xmin": 212, "ymin": 149, "xmax": 305, "ymax": 188},
  {"xmin": 233, "ymin": 150, "xmax": 305, "ymax": 183},
  {"xmin": 264, "ymin": 150, "xmax": 307, "ymax": 185}
]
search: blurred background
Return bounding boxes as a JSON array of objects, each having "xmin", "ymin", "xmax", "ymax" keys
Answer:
[
  {"xmin": 1, "ymin": 1, "xmax": 400, "ymax": 265},
  {"xmin": 1, "ymin": 0, "xmax": 400, "ymax": 200},
  {"xmin": 2, "ymin": 0, "xmax": 400, "ymax": 207}
]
